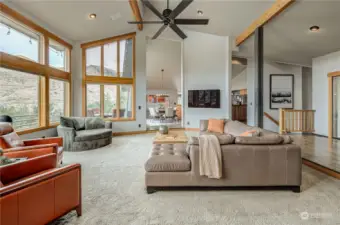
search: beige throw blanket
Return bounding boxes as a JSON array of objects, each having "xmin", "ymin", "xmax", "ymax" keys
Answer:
[{"xmin": 198, "ymin": 135, "xmax": 222, "ymax": 179}]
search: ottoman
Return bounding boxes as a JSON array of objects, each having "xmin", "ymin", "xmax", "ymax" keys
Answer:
[{"xmin": 145, "ymin": 143, "xmax": 190, "ymax": 172}]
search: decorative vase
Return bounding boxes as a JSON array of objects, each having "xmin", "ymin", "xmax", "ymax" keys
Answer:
[{"xmin": 159, "ymin": 125, "xmax": 169, "ymax": 134}]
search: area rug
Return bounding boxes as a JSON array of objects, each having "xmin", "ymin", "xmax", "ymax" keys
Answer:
[{"xmin": 52, "ymin": 134, "xmax": 340, "ymax": 225}]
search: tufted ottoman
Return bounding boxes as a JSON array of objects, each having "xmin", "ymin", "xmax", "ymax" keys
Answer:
[{"xmin": 145, "ymin": 143, "xmax": 190, "ymax": 173}]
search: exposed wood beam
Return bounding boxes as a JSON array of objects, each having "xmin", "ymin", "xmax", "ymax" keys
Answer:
[
  {"xmin": 129, "ymin": 0, "xmax": 143, "ymax": 31},
  {"xmin": 236, "ymin": 0, "xmax": 295, "ymax": 46}
]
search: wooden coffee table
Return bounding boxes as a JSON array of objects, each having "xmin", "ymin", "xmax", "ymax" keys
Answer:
[{"xmin": 153, "ymin": 130, "xmax": 188, "ymax": 144}]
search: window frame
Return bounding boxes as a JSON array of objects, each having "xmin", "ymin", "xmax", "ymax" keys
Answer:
[
  {"xmin": 81, "ymin": 32, "xmax": 136, "ymax": 121},
  {"xmin": 0, "ymin": 3, "xmax": 72, "ymax": 134}
]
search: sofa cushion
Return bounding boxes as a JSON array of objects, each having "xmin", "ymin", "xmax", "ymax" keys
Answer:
[
  {"xmin": 235, "ymin": 135, "xmax": 283, "ymax": 145},
  {"xmin": 224, "ymin": 120, "xmax": 253, "ymax": 136},
  {"xmin": 72, "ymin": 117, "xmax": 86, "ymax": 131},
  {"xmin": 60, "ymin": 116, "xmax": 74, "ymax": 128},
  {"xmin": 189, "ymin": 134, "xmax": 234, "ymax": 145},
  {"xmin": 85, "ymin": 117, "xmax": 105, "ymax": 130},
  {"xmin": 145, "ymin": 144, "xmax": 190, "ymax": 172},
  {"xmin": 75, "ymin": 129, "xmax": 112, "ymax": 142}
]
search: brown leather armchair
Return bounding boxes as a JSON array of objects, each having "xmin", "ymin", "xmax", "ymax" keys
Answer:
[
  {"xmin": 0, "ymin": 123, "xmax": 64, "ymax": 164},
  {"xmin": 0, "ymin": 154, "xmax": 82, "ymax": 225}
]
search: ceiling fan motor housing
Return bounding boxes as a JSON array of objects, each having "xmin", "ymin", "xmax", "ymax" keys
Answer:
[{"xmin": 163, "ymin": 8, "xmax": 172, "ymax": 18}]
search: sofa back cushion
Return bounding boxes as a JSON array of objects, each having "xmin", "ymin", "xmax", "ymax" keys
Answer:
[
  {"xmin": 72, "ymin": 117, "xmax": 86, "ymax": 131},
  {"xmin": 60, "ymin": 117, "xmax": 74, "ymax": 128},
  {"xmin": 235, "ymin": 135, "xmax": 283, "ymax": 145},
  {"xmin": 224, "ymin": 120, "xmax": 253, "ymax": 136},
  {"xmin": 85, "ymin": 117, "xmax": 105, "ymax": 130}
]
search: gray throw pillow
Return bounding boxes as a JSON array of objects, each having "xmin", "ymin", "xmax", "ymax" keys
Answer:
[
  {"xmin": 60, "ymin": 116, "xmax": 74, "ymax": 128},
  {"xmin": 85, "ymin": 117, "xmax": 105, "ymax": 130},
  {"xmin": 72, "ymin": 117, "xmax": 86, "ymax": 131}
]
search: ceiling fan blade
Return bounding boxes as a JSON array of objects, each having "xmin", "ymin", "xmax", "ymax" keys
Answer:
[
  {"xmin": 174, "ymin": 19, "xmax": 209, "ymax": 25},
  {"xmin": 169, "ymin": 0, "xmax": 193, "ymax": 19},
  {"xmin": 141, "ymin": 0, "xmax": 164, "ymax": 20},
  {"xmin": 128, "ymin": 21, "xmax": 164, "ymax": 24},
  {"xmin": 169, "ymin": 23, "xmax": 187, "ymax": 39},
  {"xmin": 152, "ymin": 25, "xmax": 167, "ymax": 39}
]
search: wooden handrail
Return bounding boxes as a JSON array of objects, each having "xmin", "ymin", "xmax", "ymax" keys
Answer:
[
  {"xmin": 279, "ymin": 109, "xmax": 315, "ymax": 134},
  {"xmin": 264, "ymin": 112, "xmax": 279, "ymax": 126}
]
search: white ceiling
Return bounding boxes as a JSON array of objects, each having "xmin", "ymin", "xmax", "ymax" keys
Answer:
[
  {"xmin": 7, "ymin": 0, "xmax": 274, "ymax": 42},
  {"xmin": 146, "ymin": 38, "xmax": 181, "ymax": 91},
  {"xmin": 235, "ymin": 0, "xmax": 340, "ymax": 67}
]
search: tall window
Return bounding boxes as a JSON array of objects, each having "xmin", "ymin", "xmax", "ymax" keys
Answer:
[
  {"xmin": 50, "ymin": 79, "xmax": 69, "ymax": 124},
  {"xmin": 0, "ymin": 5, "xmax": 72, "ymax": 134},
  {"xmin": 0, "ymin": 67, "xmax": 39, "ymax": 130},
  {"xmin": 82, "ymin": 32, "xmax": 135, "ymax": 120}
]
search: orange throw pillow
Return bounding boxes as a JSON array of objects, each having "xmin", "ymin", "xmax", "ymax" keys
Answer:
[
  {"xmin": 207, "ymin": 119, "xmax": 224, "ymax": 134},
  {"xmin": 239, "ymin": 130, "xmax": 258, "ymax": 137}
]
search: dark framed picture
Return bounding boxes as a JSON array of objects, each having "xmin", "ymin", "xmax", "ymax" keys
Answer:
[{"xmin": 270, "ymin": 74, "xmax": 294, "ymax": 109}]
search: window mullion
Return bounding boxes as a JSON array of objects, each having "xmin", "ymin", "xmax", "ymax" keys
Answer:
[
  {"xmin": 117, "ymin": 41, "xmax": 120, "ymax": 77},
  {"xmin": 100, "ymin": 85, "xmax": 104, "ymax": 118},
  {"xmin": 100, "ymin": 45, "xmax": 104, "ymax": 76},
  {"xmin": 116, "ymin": 85, "xmax": 120, "ymax": 119}
]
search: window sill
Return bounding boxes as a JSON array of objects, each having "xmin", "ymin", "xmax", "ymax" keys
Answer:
[
  {"xmin": 17, "ymin": 125, "xmax": 59, "ymax": 135},
  {"xmin": 104, "ymin": 118, "xmax": 136, "ymax": 122}
]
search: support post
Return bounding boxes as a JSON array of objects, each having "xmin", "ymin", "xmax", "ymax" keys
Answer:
[{"xmin": 255, "ymin": 27, "xmax": 264, "ymax": 128}]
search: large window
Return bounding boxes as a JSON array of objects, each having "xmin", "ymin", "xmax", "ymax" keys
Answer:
[
  {"xmin": 82, "ymin": 32, "xmax": 135, "ymax": 121},
  {"xmin": 0, "ymin": 67, "xmax": 39, "ymax": 130},
  {"xmin": 0, "ymin": 5, "xmax": 72, "ymax": 133}
]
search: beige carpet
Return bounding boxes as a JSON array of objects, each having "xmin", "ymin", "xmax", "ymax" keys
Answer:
[{"xmin": 52, "ymin": 134, "xmax": 340, "ymax": 225}]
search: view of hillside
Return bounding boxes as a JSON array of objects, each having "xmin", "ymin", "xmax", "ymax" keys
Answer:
[{"xmin": 0, "ymin": 67, "xmax": 65, "ymax": 130}]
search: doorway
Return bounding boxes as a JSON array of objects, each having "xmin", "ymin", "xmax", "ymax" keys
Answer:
[{"xmin": 145, "ymin": 38, "xmax": 183, "ymax": 130}]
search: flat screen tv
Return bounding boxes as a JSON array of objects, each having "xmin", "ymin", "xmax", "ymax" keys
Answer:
[{"xmin": 188, "ymin": 89, "xmax": 220, "ymax": 108}]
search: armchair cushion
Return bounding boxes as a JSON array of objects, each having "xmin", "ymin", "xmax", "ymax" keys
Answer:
[
  {"xmin": 85, "ymin": 117, "xmax": 105, "ymax": 130},
  {"xmin": 75, "ymin": 129, "xmax": 112, "ymax": 142},
  {"xmin": 72, "ymin": 117, "xmax": 86, "ymax": 131},
  {"xmin": 0, "ymin": 153, "xmax": 57, "ymax": 185},
  {"xmin": 2, "ymin": 132, "xmax": 24, "ymax": 148}
]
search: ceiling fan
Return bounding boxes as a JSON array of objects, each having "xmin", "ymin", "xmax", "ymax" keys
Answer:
[{"xmin": 128, "ymin": 0, "xmax": 209, "ymax": 39}]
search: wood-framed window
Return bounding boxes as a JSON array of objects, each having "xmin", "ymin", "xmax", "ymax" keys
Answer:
[
  {"xmin": 81, "ymin": 32, "xmax": 136, "ymax": 121},
  {"xmin": 0, "ymin": 3, "xmax": 72, "ymax": 134}
]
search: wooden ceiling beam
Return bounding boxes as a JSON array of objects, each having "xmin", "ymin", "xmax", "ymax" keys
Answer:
[
  {"xmin": 129, "ymin": 0, "xmax": 143, "ymax": 31},
  {"xmin": 236, "ymin": 0, "xmax": 295, "ymax": 46}
]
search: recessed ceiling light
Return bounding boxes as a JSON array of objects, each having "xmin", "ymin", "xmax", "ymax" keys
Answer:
[
  {"xmin": 197, "ymin": 10, "xmax": 203, "ymax": 15},
  {"xmin": 309, "ymin": 25, "xmax": 320, "ymax": 32},
  {"xmin": 89, "ymin": 13, "xmax": 97, "ymax": 19}
]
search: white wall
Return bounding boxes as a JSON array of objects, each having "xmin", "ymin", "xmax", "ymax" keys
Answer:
[
  {"xmin": 231, "ymin": 69, "xmax": 247, "ymax": 91},
  {"xmin": 146, "ymin": 39, "xmax": 181, "ymax": 91},
  {"xmin": 312, "ymin": 50, "xmax": 340, "ymax": 136},
  {"xmin": 302, "ymin": 67, "xmax": 313, "ymax": 110},
  {"xmin": 247, "ymin": 60, "xmax": 303, "ymax": 132},
  {"xmin": 183, "ymin": 31, "xmax": 232, "ymax": 128}
]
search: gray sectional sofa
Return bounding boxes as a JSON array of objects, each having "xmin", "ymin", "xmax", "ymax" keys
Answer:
[
  {"xmin": 57, "ymin": 117, "xmax": 112, "ymax": 152},
  {"xmin": 145, "ymin": 120, "xmax": 302, "ymax": 193}
]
